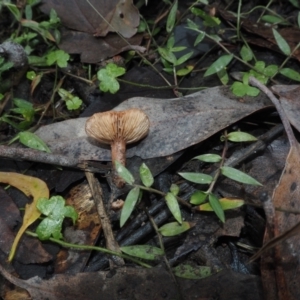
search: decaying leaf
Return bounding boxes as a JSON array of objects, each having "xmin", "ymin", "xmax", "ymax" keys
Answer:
[
  {"xmin": 40, "ymin": 0, "xmax": 140, "ymax": 38},
  {"xmin": 249, "ymin": 77, "xmax": 300, "ymax": 300},
  {"xmin": 0, "ymin": 172, "xmax": 49, "ymax": 262},
  {"xmin": 0, "ymin": 188, "xmax": 51, "ymax": 264},
  {"xmin": 0, "ymin": 264, "xmax": 263, "ymax": 300},
  {"xmin": 271, "ymin": 85, "xmax": 300, "ymax": 133},
  {"xmin": 40, "ymin": 0, "xmax": 142, "ymax": 63},
  {"xmin": 35, "ymin": 86, "xmax": 271, "ymax": 164}
]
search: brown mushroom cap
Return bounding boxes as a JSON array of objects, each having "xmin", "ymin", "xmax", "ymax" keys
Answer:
[{"xmin": 85, "ymin": 108, "xmax": 150, "ymax": 144}]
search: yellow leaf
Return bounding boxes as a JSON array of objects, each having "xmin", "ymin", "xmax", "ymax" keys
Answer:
[{"xmin": 0, "ymin": 172, "xmax": 49, "ymax": 261}]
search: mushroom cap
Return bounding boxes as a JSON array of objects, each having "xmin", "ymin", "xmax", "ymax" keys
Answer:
[{"xmin": 85, "ymin": 108, "xmax": 150, "ymax": 144}]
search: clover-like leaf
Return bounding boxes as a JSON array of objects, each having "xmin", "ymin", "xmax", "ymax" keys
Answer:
[
  {"xmin": 97, "ymin": 63, "xmax": 126, "ymax": 94},
  {"xmin": 46, "ymin": 49, "xmax": 69, "ymax": 68},
  {"xmin": 36, "ymin": 196, "xmax": 78, "ymax": 240}
]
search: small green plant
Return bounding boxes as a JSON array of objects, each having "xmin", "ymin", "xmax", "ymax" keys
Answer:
[
  {"xmin": 36, "ymin": 196, "xmax": 78, "ymax": 240},
  {"xmin": 0, "ymin": 98, "xmax": 36, "ymax": 130},
  {"xmin": 97, "ymin": 63, "xmax": 126, "ymax": 94},
  {"xmin": 116, "ymin": 131, "xmax": 261, "ymax": 225},
  {"xmin": 46, "ymin": 49, "xmax": 70, "ymax": 68},
  {"xmin": 179, "ymin": 131, "xmax": 261, "ymax": 222},
  {"xmin": 58, "ymin": 88, "xmax": 83, "ymax": 111}
]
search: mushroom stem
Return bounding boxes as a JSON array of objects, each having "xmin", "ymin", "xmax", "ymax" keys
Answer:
[{"xmin": 111, "ymin": 139, "xmax": 126, "ymax": 188}]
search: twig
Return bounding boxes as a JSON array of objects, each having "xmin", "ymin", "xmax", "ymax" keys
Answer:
[
  {"xmin": 248, "ymin": 76, "xmax": 297, "ymax": 147},
  {"xmin": 85, "ymin": 171, "xmax": 124, "ymax": 267}
]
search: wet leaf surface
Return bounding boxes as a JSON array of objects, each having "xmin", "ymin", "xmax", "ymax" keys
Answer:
[{"xmin": 35, "ymin": 86, "xmax": 271, "ymax": 163}]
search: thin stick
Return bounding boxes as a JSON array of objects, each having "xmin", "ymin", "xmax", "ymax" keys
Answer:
[{"xmin": 248, "ymin": 76, "xmax": 297, "ymax": 147}]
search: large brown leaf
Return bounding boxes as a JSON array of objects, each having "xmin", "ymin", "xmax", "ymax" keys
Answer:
[
  {"xmin": 40, "ymin": 0, "xmax": 141, "ymax": 63},
  {"xmin": 35, "ymin": 86, "xmax": 271, "ymax": 163},
  {"xmin": 40, "ymin": 0, "xmax": 139, "ymax": 38},
  {"xmin": 0, "ymin": 265, "xmax": 263, "ymax": 300}
]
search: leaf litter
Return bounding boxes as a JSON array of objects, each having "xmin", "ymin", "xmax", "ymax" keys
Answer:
[
  {"xmin": 40, "ymin": 0, "xmax": 143, "ymax": 63},
  {"xmin": 34, "ymin": 86, "xmax": 271, "ymax": 164}
]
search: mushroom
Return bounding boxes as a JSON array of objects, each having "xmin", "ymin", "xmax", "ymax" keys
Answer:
[{"xmin": 85, "ymin": 108, "xmax": 150, "ymax": 187}]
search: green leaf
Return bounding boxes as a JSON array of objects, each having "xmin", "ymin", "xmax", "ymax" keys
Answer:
[
  {"xmin": 36, "ymin": 196, "xmax": 78, "ymax": 240},
  {"xmin": 121, "ymin": 245, "xmax": 164, "ymax": 260},
  {"xmin": 6, "ymin": 3, "xmax": 21, "ymax": 21},
  {"xmin": 115, "ymin": 161, "xmax": 135, "ymax": 185},
  {"xmin": 159, "ymin": 221, "xmax": 192, "ymax": 236},
  {"xmin": 186, "ymin": 18, "xmax": 199, "ymax": 31},
  {"xmin": 226, "ymin": 131, "xmax": 257, "ymax": 142},
  {"xmin": 66, "ymin": 97, "xmax": 82, "ymax": 110},
  {"xmin": 165, "ymin": 192, "xmax": 182, "ymax": 224},
  {"xmin": 190, "ymin": 190, "xmax": 208, "ymax": 205},
  {"xmin": 208, "ymin": 193, "xmax": 225, "ymax": 223},
  {"xmin": 261, "ymin": 15, "xmax": 288, "ymax": 25},
  {"xmin": 26, "ymin": 70, "xmax": 36, "ymax": 80},
  {"xmin": 254, "ymin": 61, "xmax": 265, "ymax": 72},
  {"xmin": 272, "ymin": 28, "xmax": 291, "ymax": 56},
  {"xmin": 46, "ymin": 50, "xmax": 70, "ymax": 68},
  {"xmin": 178, "ymin": 172, "xmax": 213, "ymax": 184},
  {"xmin": 193, "ymin": 154, "xmax": 222, "ymax": 163},
  {"xmin": 166, "ymin": 0, "xmax": 178, "ymax": 33},
  {"xmin": 158, "ymin": 47, "xmax": 177, "ymax": 64},
  {"xmin": 230, "ymin": 82, "xmax": 260, "ymax": 97},
  {"xmin": 120, "ymin": 187, "xmax": 140, "ymax": 227},
  {"xmin": 18, "ymin": 132, "xmax": 51, "ymax": 153},
  {"xmin": 279, "ymin": 68, "xmax": 300, "ymax": 82},
  {"xmin": 204, "ymin": 54, "xmax": 233, "ymax": 77},
  {"xmin": 139, "ymin": 163, "xmax": 154, "ymax": 187},
  {"xmin": 176, "ymin": 65, "xmax": 194, "ymax": 76},
  {"xmin": 190, "ymin": 8, "xmax": 220, "ymax": 27},
  {"xmin": 97, "ymin": 63, "xmax": 125, "ymax": 94},
  {"xmin": 240, "ymin": 45, "xmax": 253, "ymax": 62},
  {"xmin": 194, "ymin": 32, "xmax": 205, "ymax": 46},
  {"xmin": 173, "ymin": 264, "xmax": 211, "ymax": 279},
  {"xmin": 198, "ymin": 198, "xmax": 244, "ymax": 211},
  {"xmin": 175, "ymin": 51, "xmax": 193, "ymax": 66},
  {"xmin": 221, "ymin": 166, "xmax": 262, "ymax": 186},
  {"xmin": 263, "ymin": 65, "xmax": 278, "ymax": 77},
  {"xmin": 12, "ymin": 98, "xmax": 35, "ymax": 122},
  {"xmin": 217, "ymin": 68, "xmax": 229, "ymax": 85},
  {"xmin": 170, "ymin": 184, "xmax": 180, "ymax": 196}
]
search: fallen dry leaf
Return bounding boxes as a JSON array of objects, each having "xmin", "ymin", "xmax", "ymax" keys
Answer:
[
  {"xmin": 249, "ymin": 77, "xmax": 300, "ymax": 300},
  {"xmin": 0, "ymin": 264, "xmax": 263, "ymax": 300},
  {"xmin": 0, "ymin": 188, "xmax": 51, "ymax": 264},
  {"xmin": 35, "ymin": 86, "xmax": 271, "ymax": 164},
  {"xmin": 40, "ymin": 0, "xmax": 142, "ymax": 63},
  {"xmin": 40, "ymin": 0, "xmax": 140, "ymax": 38},
  {"xmin": 0, "ymin": 173, "xmax": 49, "ymax": 262},
  {"xmin": 271, "ymin": 85, "xmax": 300, "ymax": 133}
]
